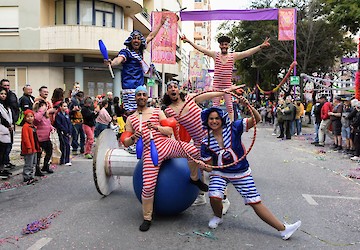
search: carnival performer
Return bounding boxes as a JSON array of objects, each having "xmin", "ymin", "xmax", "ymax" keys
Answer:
[
  {"xmin": 122, "ymin": 86, "xmax": 202, "ymax": 232},
  {"xmin": 105, "ymin": 15, "xmax": 166, "ymax": 113},
  {"xmin": 199, "ymin": 104, "xmax": 301, "ymax": 240},
  {"xmin": 182, "ymin": 34, "xmax": 270, "ymax": 121},
  {"xmin": 163, "ymin": 80, "xmax": 241, "ymax": 211}
]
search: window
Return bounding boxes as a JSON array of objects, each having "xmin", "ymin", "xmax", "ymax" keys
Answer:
[
  {"xmin": 80, "ymin": 0, "xmax": 93, "ymax": 25},
  {"xmin": 55, "ymin": 0, "xmax": 124, "ymax": 28},
  {"xmin": 5, "ymin": 67, "xmax": 27, "ymax": 94},
  {"xmin": 95, "ymin": 1, "xmax": 114, "ymax": 27},
  {"xmin": 55, "ymin": 1, "xmax": 64, "ymax": 25},
  {"xmin": 65, "ymin": 0, "xmax": 77, "ymax": 24},
  {"xmin": 0, "ymin": 6, "xmax": 19, "ymax": 34}
]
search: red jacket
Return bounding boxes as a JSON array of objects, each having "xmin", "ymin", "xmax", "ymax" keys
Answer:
[
  {"xmin": 321, "ymin": 102, "xmax": 333, "ymax": 120},
  {"xmin": 21, "ymin": 122, "xmax": 40, "ymax": 155}
]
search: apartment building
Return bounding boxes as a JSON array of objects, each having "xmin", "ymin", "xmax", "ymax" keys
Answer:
[{"xmin": 0, "ymin": 0, "xmax": 184, "ymax": 99}]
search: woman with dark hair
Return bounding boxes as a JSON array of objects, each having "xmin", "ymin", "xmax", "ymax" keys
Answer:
[
  {"xmin": 0, "ymin": 86, "xmax": 13, "ymax": 178},
  {"xmin": 94, "ymin": 100, "xmax": 111, "ymax": 138},
  {"xmin": 51, "ymin": 88, "xmax": 65, "ymax": 124},
  {"xmin": 199, "ymin": 105, "xmax": 301, "ymax": 239},
  {"xmin": 51, "ymin": 88, "xmax": 64, "ymax": 105}
]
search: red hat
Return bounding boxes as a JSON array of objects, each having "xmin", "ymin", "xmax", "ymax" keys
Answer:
[{"xmin": 24, "ymin": 109, "xmax": 34, "ymax": 117}]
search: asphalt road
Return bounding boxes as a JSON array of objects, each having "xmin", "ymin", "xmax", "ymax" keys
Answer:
[{"xmin": 1, "ymin": 124, "xmax": 360, "ymax": 249}]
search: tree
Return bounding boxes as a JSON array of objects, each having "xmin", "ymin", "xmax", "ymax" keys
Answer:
[
  {"xmin": 217, "ymin": 0, "xmax": 357, "ymax": 93},
  {"xmin": 320, "ymin": 0, "xmax": 360, "ymax": 34}
]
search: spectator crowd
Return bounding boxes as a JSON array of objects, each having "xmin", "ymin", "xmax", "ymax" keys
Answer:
[{"xmin": 0, "ymin": 79, "xmax": 142, "ymax": 184}]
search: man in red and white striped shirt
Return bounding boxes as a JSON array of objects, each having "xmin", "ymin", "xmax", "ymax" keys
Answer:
[
  {"xmin": 123, "ymin": 86, "xmax": 203, "ymax": 232},
  {"xmin": 182, "ymin": 35, "xmax": 270, "ymax": 121}
]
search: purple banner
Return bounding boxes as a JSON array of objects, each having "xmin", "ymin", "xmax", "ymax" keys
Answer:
[
  {"xmin": 342, "ymin": 57, "xmax": 359, "ymax": 64},
  {"xmin": 180, "ymin": 9, "xmax": 279, "ymax": 21}
]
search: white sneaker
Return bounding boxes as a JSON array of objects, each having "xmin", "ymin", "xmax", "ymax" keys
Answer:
[
  {"xmin": 192, "ymin": 194, "xmax": 206, "ymax": 206},
  {"xmin": 272, "ymin": 133, "xmax": 277, "ymax": 136},
  {"xmin": 65, "ymin": 162, "xmax": 72, "ymax": 166},
  {"xmin": 280, "ymin": 220, "xmax": 301, "ymax": 240},
  {"xmin": 222, "ymin": 198, "xmax": 231, "ymax": 215},
  {"xmin": 208, "ymin": 216, "xmax": 223, "ymax": 229},
  {"xmin": 351, "ymin": 156, "xmax": 360, "ymax": 161}
]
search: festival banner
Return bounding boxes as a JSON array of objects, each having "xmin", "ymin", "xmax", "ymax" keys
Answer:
[
  {"xmin": 196, "ymin": 69, "xmax": 209, "ymax": 89},
  {"xmin": 189, "ymin": 51, "xmax": 203, "ymax": 81},
  {"xmin": 151, "ymin": 11, "xmax": 178, "ymax": 64},
  {"xmin": 278, "ymin": 8, "xmax": 295, "ymax": 41}
]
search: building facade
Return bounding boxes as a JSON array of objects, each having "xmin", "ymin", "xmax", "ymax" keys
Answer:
[{"xmin": 0, "ymin": 0, "xmax": 184, "ymax": 99}]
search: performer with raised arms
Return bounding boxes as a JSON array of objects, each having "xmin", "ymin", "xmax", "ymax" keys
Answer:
[
  {"xmin": 182, "ymin": 34, "xmax": 270, "ymax": 121},
  {"xmin": 105, "ymin": 15, "xmax": 166, "ymax": 113}
]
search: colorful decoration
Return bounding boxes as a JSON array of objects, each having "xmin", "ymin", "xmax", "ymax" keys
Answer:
[
  {"xmin": 278, "ymin": 9, "xmax": 296, "ymax": 41},
  {"xmin": 152, "ymin": 11, "xmax": 178, "ymax": 64},
  {"xmin": 355, "ymin": 71, "xmax": 360, "ymax": 100},
  {"xmin": 256, "ymin": 61, "xmax": 297, "ymax": 94}
]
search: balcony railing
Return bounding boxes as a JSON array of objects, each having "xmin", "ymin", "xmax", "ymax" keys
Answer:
[{"xmin": 141, "ymin": 10, "xmax": 150, "ymax": 23}]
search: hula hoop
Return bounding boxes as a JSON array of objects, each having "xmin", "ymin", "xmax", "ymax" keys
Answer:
[{"xmin": 176, "ymin": 89, "xmax": 257, "ymax": 169}]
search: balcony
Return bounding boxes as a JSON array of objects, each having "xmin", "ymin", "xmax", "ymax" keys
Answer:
[
  {"xmin": 106, "ymin": 0, "xmax": 143, "ymax": 15},
  {"xmin": 40, "ymin": 26, "xmax": 130, "ymax": 54},
  {"xmin": 134, "ymin": 10, "xmax": 151, "ymax": 34}
]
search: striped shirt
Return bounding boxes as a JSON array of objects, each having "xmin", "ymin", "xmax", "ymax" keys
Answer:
[
  {"xmin": 165, "ymin": 96, "xmax": 206, "ymax": 148},
  {"xmin": 213, "ymin": 52, "xmax": 234, "ymax": 89},
  {"xmin": 201, "ymin": 118, "xmax": 249, "ymax": 173}
]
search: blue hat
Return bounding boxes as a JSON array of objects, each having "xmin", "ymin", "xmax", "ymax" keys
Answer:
[
  {"xmin": 201, "ymin": 106, "xmax": 230, "ymax": 129},
  {"xmin": 135, "ymin": 85, "xmax": 148, "ymax": 95},
  {"xmin": 124, "ymin": 30, "xmax": 147, "ymax": 50}
]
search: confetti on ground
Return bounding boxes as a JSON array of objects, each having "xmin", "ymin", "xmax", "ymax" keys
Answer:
[
  {"xmin": 178, "ymin": 230, "xmax": 217, "ymax": 240},
  {"xmin": 22, "ymin": 210, "xmax": 62, "ymax": 234},
  {"xmin": 0, "ymin": 211, "xmax": 62, "ymax": 246},
  {"xmin": 315, "ymin": 156, "xmax": 326, "ymax": 161},
  {"xmin": 348, "ymin": 168, "xmax": 360, "ymax": 179}
]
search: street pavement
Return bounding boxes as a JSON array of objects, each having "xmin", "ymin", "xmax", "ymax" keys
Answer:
[{"xmin": 1, "ymin": 123, "xmax": 360, "ymax": 249}]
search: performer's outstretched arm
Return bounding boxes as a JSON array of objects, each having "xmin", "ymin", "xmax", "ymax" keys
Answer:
[
  {"xmin": 146, "ymin": 15, "xmax": 166, "ymax": 44},
  {"xmin": 233, "ymin": 37, "xmax": 270, "ymax": 61},
  {"xmin": 193, "ymin": 85, "xmax": 244, "ymax": 104},
  {"xmin": 181, "ymin": 35, "xmax": 216, "ymax": 59}
]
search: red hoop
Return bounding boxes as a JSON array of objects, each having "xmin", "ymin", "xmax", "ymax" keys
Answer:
[{"xmin": 176, "ymin": 89, "xmax": 257, "ymax": 169}]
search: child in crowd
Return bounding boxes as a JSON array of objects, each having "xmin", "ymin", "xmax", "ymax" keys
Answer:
[
  {"xmin": 94, "ymin": 100, "xmax": 111, "ymax": 138},
  {"xmin": 21, "ymin": 109, "xmax": 40, "ymax": 184},
  {"xmin": 55, "ymin": 102, "xmax": 72, "ymax": 166},
  {"xmin": 81, "ymin": 97, "xmax": 97, "ymax": 159},
  {"xmin": 33, "ymin": 100, "xmax": 55, "ymax": 175},
  {"xmin": 200, "ymin": 105, "xmax": 301, "ymax": 240},
  {"xmin": 110, "ymin": 114, "xmax": 120, "ymax": 140}
]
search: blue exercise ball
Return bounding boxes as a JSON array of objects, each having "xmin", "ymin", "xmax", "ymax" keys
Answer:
[{"xmin": 133, "ymin": 158, "xmax": 199, "ymax": 216}]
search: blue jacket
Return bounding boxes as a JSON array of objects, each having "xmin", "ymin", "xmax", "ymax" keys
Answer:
[{"xmin": 55, "ymin": 111, "xmax": 72, "ymax": 135}]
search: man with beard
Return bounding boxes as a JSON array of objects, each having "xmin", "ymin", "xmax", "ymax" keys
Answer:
[
  {"xmin": 122, "ymin": 86, "xmax": 203, "ymax": 232},
  {"xmin": 181, "ymin": 35, "xmax": 270, "ymax": 121},
  {"xmin": 163, "ymin": 80, "xmax": 241, "ymax": 211},
  {"xmin": 106, "ymin": 16, "xmax": 166, "ymax": 113}
]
